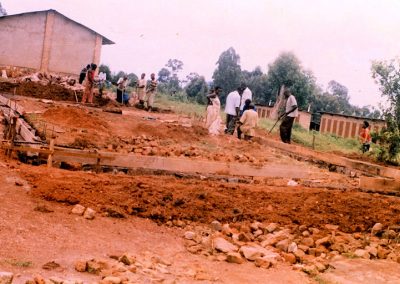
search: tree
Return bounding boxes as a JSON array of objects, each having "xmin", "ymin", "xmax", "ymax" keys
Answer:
[
  {"xmin": 127, "ymin": 73, "xmax": 138, "ymax": 87},
  {"xmin": 185, "ymin": 74, "xmax": 208, "ymax": 104},
  {"xmin": 0, "ymin": 2, "xmax": 7, "ymax": 16},
  {"xmin": 157, "ymin": 68, "xmax": 171, "ymax": 83},
  {"xmin": 212, "ymin": 47, "xmax": 243, "ymax": 103},
  {"xmin": 371, "ymin": 58, "xmax": 400, "ymax": 124},
  {"xmin": 242, "ymin": 67, "xmax": 271, "ymax": 105},
  {"xmin": 98, "ymin": 64, "xmax": 112, "ymax": 81},
  {"xmin": 166, "ymin": 59, "xmax": 183, "ymax": 75},
  {"xmin": 370, "ymin": 58, "xmax": 400, "ymax": 164},
  {"xmin": 158, "ymin": 59, "xmax": 184, "ymax": 94},
  {"xmin": 265, "ymin": 52, "xmax": 317, "ymax": 109}
]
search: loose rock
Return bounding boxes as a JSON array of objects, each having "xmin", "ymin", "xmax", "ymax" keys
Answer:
[
  {"xmin": 0, "ymin": 272, "xmax": 13, "ymax": 284},
  {"xmin": 83, "ymin": 208, "xmax": 96, "ymax": 220},
  {"xmin": 226, "ymin": 252, "xmax": 244, "ymax": 264},
  {"xmin": 71, "ymin": 204, "xmax": 85, "ymax": 215}
]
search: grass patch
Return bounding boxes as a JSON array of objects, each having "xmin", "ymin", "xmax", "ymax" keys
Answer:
[
  {"xmin": 4, "ymin": 259, "xmax": 33, "ymax": 267},
  {"xmin": 154, "ymin": 92, "xmax": 206, "ymax": 118},
  {"xmin": 258, "ymin": 118, "xmax": 361, "ymax": 154},
  {"xmin": 154, "ymin": 95, "xmax": 363, "ymax": 155}
]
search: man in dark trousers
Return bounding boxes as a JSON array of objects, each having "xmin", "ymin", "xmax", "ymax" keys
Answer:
[{"xmin": 279, "ymin": 90, "xmax": 298, "ymax": 143}]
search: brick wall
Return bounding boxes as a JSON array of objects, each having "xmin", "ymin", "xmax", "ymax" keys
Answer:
[{"xmin": 320, "ymin": 113, "xmax": 386, "ymax": 138}]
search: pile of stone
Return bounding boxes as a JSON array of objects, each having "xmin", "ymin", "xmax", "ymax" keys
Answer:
[
  {"xmin": 1, "ymin": 68, "xmax": 83, "ymax": 92},
  {"xmin": 25, "ymin": 275, "xmax": 83, "ymax": 284},
  {"xmin": 18, "ymin": 72, "xmax": 82, "ymax": 91},
  {"xmin": 72, "ymin": 251, "xmax": 214, "ymax": 283},
  {"xmin": 183, "ymin": 221, "xmax": 400, "ymax": 276},
  {"xmin": 105, "ymin": 134, "xmax": 264, "ymax": 165}
]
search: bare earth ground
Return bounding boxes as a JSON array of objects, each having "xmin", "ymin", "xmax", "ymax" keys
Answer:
[
  {"xmin": 0, "ymin": 160, "xmax": 311, "ymax": 284},
  {"xmin": 1, "ymin": 95, "xmax": 400, "ymax": 283}
]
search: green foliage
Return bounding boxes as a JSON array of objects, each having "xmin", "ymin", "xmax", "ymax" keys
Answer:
[
  {"xmin": 242, "ymin": 67, "xmax": 272, "ymax": 105},
  {"xmin": 212, "ymin": 47, "xmax": 243, "ymax": 103},
  {"xmin": 266, "ymin": 52, "xmax": 317, "ymax": 109},
  {"xmin": 372, "ymin": 58, "xmax": 400, "ymax": 124},
  {"xmin": 157, "ymin": 59, "xmax": 184, "ymax": 94},
  {"xmin": 258, "ymin": 118, "xmax": 360, "ymax": 153},
  {"xmin": 185, "ymin": 74, "xmax": 208, "ymax": 104},
  {"xmin": 371, "ymin": 58, "xmax": 400, "ymax": 164},
  {"xmin": 373, "ymin": 118, "xmax": 400, "ymax": 165}
]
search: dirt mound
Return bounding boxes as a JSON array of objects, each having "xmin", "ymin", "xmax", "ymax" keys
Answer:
[
  {"xmin": 22, "ymin": 166, "xmax": 400, "ymax": 233},
  {"xmin": 41, "ymin": 106, "xmax": 109, "ymax": 130},
  {"xmin": 0, "ymin": 81, "xmax": 111, "ymax": 106}
]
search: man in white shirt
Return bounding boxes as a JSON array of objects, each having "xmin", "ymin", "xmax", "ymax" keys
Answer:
[
  {"xmin": 279, "ymin": 90, "xmax": 298, "ymax": 143},
  {"xmin": 117, "ymin": 76, "xmax": 129, "ymax": 104},
  {"xmin": 240, "ymin": 83, "xmax": 252, "ymax": 113},
  {"xmin": 224, "ymin": 86, "xmax": 244, "ymax": 135}
]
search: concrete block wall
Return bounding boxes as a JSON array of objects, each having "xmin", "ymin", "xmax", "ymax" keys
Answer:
[
  {"xmin": 256, "ymin": 105, "xmax": 312, "ymax": 130},
  {"xmin": 320, "ymin": 113, "xmax": 386, "ymax": 138},
  {"xmin": 0, "ymin": 10, "xmax": 106, "ymax": 76}
]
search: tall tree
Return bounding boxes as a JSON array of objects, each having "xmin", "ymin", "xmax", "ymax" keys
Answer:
[
  {"xmin": 185, "ymin": 74, "xmax": 208, "ymax": 104},
  {"xmin": 212, "ymin": 47, "xmax": 243, "ymax": 103},
  {"xmin": 165, "ymin": 59, "xmax": 183, "ymax": 76},
  {"xmin": 157, "ymin": 68, "xmax": 171, "ymax": 83},
  {"xmin": 266, "ymin": 52, "xmax": 317, "ymax": 109},
  {"xmin": 371, "ymin": 58, "xmax": 400, "ymax": 124}
]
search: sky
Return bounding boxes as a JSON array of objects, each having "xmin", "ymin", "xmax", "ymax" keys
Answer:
[{"xmin": 3, "ymin": 0, "xmax": 400, "ymax": 108}]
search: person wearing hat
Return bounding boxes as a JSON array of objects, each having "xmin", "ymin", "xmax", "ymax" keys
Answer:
[
  {"xmin": 360, "ymin": 120, "xmax": 372, "ymax": 153},
  {"xmin": 238, "ymin": 103, "xmax": 258, "ymax": 140}
]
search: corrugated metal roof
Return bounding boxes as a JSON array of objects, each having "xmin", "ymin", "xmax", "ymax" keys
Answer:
[{"xmin": 0, "ymin": 9, "xmax": 115, "ymax": 45}]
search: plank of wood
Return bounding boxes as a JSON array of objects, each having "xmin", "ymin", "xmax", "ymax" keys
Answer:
[{"xmin": 359, "ymin": 176, "xmax": 400, "ymax": 192}]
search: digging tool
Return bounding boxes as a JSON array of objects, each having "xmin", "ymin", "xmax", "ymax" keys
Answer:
[{"xmin": 268, "ymin": 113, "xmax": 286, "ymax": 134}]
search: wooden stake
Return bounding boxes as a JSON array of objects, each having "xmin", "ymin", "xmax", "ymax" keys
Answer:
[
  {"xmin": 47, "ymin": 138, "xmax": 55, "ymax": 168},
  {"xmin": 8, "ymin": 116, "xmax": 17, "ymax": 158}
]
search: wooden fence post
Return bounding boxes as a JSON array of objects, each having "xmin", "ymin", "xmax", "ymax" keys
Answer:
[
  {"xmin": 47, "ymin": 138, "xmax": 55, "ymax": 168},
  {"xmin": 7, "ymin": 116, "xmax": 17, "ymax": 158}
]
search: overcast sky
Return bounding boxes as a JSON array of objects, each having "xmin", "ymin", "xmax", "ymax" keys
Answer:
[{"xmin": 3, "ymin": 0, "xmax": 400, "ymax": 107}]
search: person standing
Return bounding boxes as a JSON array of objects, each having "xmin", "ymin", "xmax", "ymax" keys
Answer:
[
  {"xmin": 79, "ymin": 64, "xmax": 90, "ymax": 84},
  {"xmin": 145, "ymin": 73, "xmax": 157, "ymax": 111},
  {"xmin": 238, "ymin": 104, "xmax": 258, "ymax": 140},
  {"xmin": 205, "ymin": 86, "xmax": 222, "ymax": 135},
  {"xmin": 240, "ymin": 83, "xmax": 252, "ymax": 115},
  {"xmin": 224, "ymin": 86, "xmax": 242, "ymax": 135},
  {"xmin": 117, "ymin": 76, "xmax": 129, "ymax": 104},
  {"xmin": 137, "ymin": 73, "xmax": 146, "ymax": 107},
  {"xmin": 279, "ymin": 90, "xmax": 298, "ymax": 143},
  {"xmin": 81, "ymin": 63, "xmax": 97, "ymax": 104},
  {"xmin": 359, "ymin": 120, "xmax": 372, "ymax": 153}
]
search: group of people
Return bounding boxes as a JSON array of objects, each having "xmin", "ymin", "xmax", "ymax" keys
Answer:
[
  {"xmin": 79, "ymin": 64, "xmax": 158, "ymax": 111},
  {"xmin": 115, "ymin": 73, "xmax": 158, "ymax": 111},
  {"xmin": 205, "ymin": 83, "xmax": 260, "ymax": 141},
  {"xmin": 205, "ymin": 83, "xmax": 299, "ymax": 143},
  {"xmin": 80, "ymin": 63, "xmax": 98, "ymax": 104}
]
